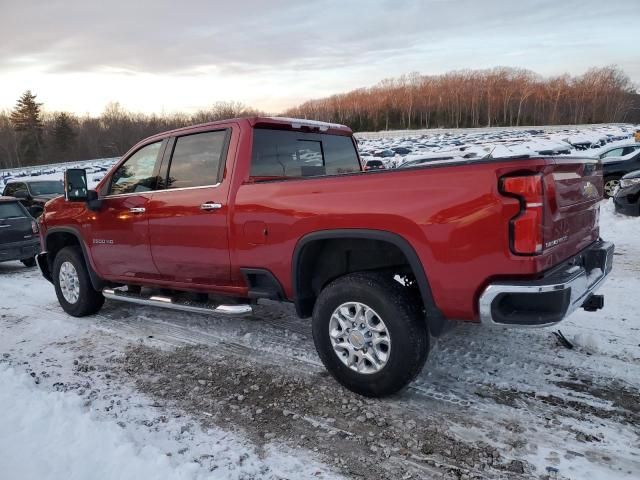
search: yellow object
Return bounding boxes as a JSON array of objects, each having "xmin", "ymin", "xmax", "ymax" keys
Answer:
[{"xmin": 635, "ymin": 130, "xmax": 640, "ymax": 142}]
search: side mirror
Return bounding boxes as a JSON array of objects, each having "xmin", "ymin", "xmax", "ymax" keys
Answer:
[
  {"xmin": 64, "ymin": 168, "xmax": 88, "ymax": 201},
  {"xmin": 87, "ymin": 190, "xmax": 102, "ymax": 211}
]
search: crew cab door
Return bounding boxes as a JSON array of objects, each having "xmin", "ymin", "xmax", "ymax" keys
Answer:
[
  {"xmin": 89, "ymin": 140, "xmax": 164, "ymax": 278},
  {"xmin": 146, "ymin": 128, "xmax": 233, "ymax": 285}
]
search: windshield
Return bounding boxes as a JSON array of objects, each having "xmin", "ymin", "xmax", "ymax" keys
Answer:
[
  {"xmin": 0, "ymin": 202, "xmax": 26, "ymax": 219},
  {"xmin": 28, "ymin": 181, "xmax": 64, "ymax": 196}
]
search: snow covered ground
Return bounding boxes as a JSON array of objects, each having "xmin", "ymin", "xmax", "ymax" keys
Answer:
[
  {"xmin": 1, "ymin": 124, "xmax": 639, "ymax": 479},
  {"xmin": 0, "ymin": 283, "xmax": 341, "ymax": 480},
  {"xmin": 1, "ymin": 201, "xmax": 638, "ymax": 480}
]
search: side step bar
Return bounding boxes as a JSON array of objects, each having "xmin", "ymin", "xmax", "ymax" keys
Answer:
[{"xmin": 102, "ymin": 288, "xmax": 253, "ymax": 316}]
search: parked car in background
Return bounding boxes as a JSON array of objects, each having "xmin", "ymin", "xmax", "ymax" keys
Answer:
[
  {"xmin": 613, "ymin": 170, "xmax": 640, "ymax": 216},
  {"xmin": 596, "ymin": 143, "xmax": 640, "ymax": 160},
  {"xmin": 0, "ymin": 196, "xmax": 39, "ymax": 267},
  {"xmin": 363, "ymin": 159, "xmax": 386, "ymax": 171},
  {"xmin": 2, "ymin": 180, "xmax": 65, "ymax": 217},
  {"xmin": 602, "ymin": 148, "xmax": 640, "ymax": 198}
]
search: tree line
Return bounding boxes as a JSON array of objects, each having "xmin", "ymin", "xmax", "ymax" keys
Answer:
[
  {"xmin": 285, "ymin": 66, "xmax": 639, "ymax": 132},
  {"xmin": 1, "ymin": 66, "xmax": 638, "ymax": 169},
  {"xmin": 0, "ymin": 96, "xmax": 261, "ymax": 169}
]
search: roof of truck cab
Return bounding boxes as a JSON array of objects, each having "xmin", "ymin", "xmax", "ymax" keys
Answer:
[{"xmin": 142, "ymin": 116, "xmax": 353, "ymax": 144}]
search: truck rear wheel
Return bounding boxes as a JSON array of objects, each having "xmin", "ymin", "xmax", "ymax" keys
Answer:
[
  {"xmin": 53, "ymin": 246, "xmax": 104, "ymax": 317},
  {"xmin": 312, "ymin": 272, "xmax": 429, "ymax": 397}
]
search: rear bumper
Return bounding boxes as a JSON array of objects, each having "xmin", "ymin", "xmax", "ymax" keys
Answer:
[
  {"xmin": 479, "ymin": 240, "xmax": 614, "ymax": 327},
  {"xmin": 0, "ymin": 239, "xmax": 40, "ymax": 263}
]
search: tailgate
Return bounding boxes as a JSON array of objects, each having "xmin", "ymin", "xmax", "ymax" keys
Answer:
[{"xmin": 542, "ymin": 157, "xmax": 601, "ymax": 257}]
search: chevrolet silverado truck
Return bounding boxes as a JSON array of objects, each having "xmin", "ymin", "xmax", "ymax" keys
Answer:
[{"xmin": 36, "ymin": 117, "xmax": 613, "ymax": 397}]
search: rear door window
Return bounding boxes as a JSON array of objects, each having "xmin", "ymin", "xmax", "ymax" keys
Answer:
[
  {"xmin": 250, "ymin": 129, "xmax": 360, "ymax": 179},
  {"xmin": 164, "ymin": 130, "xmax": 228, "ymax": 190}
]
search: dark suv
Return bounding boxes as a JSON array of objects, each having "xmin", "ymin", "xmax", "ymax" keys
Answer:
[
  {"xmin": 2, "ymin": 180, "xmax": 65, "ymax": 217},
  {"xmin": 613, "ymin": 170, "xmax": 640, "ymax": 216},
  {"xmin": 602, "ymin": 147, "xmax": 640, "ymax": 198},
  {"xmin": 0, "ymin": 196, "xmax": 39, "ymax": 267}
]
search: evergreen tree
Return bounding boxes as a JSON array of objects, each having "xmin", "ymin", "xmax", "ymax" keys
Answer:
[
  {"xmin": 52, "ymin": 112, "xmax": 77, "ymax": 158},
  {"xmin": 10, "ymin": 90, "xmax": 44, "ymax": 164}
]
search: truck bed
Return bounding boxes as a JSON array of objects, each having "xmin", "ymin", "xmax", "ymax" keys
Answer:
[{"xmin": 232, "ymin": 155, "xmax": 602, "ymax": 321}]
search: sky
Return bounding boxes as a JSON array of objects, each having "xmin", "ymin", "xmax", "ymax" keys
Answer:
[{"xmin": 0, "ymin": 0, "xmax": 637, "ymax": 116}]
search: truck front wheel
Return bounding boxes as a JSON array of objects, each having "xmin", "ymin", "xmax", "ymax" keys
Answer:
[
  {"xmin": 312, "ymin": 272, "xmax": 429, "ymax": 397},
  {"xmin": 53, "ymin": 246, "xmax": 105, "ymax": 317}
]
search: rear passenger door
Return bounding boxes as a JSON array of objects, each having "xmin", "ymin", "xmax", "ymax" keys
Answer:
[{"xmin": 146, "ymin": 128, "xmax": 233, "ymax": 285}]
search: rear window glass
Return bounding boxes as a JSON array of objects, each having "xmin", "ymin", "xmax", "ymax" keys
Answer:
[
  {"xmin": 250, "ymin": 129, "xmax": 360, "ymax": 179},
  {"xmin": 0, "ymin": 202, "xmax": 25, "ymax": 219},
  {"xmin": 164, "ymin": 130, "xmax": 228, "ymax": 190}
]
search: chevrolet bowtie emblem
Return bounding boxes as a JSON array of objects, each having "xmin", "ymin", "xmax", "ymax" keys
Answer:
[{"xmin": 582, "ymin": 181, "xmax": 598, "ymax": 199}]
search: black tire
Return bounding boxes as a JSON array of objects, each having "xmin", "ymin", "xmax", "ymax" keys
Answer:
[
  {"xmin": 52, "ymin": 246, "xmax": 104, "ymax": 317},
  {"xmin": 603, "ymin": 175, "xmax": 621, "ymax": 199},
  {"xmin": 21, "ymin": 257, "xmax": 36, "ymax": 268},
  {"xmin": 312, "ymin": 271, "xmax": 429, "ymax": 397}
]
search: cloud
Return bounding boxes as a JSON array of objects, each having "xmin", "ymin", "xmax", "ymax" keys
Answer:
[
  {"xmin": 0, "ymin": 0, "xmax": 637, "ymax": 114},
  {"xmin": 1, "ymin": 0, "xmax": 636, "ymax": 77}
]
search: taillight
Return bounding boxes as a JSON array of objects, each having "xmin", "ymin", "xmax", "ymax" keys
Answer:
[
  {"xmin": 31, "ymin": 220, "xmax": 39, "ymax": 234},
  {"xmin": 501, "ymin": 174, "xmax": 544, "ymax": 255}
]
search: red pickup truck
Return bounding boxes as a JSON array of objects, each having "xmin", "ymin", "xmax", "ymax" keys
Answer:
[{"xmin": 36, "ymin": 117, "xmax": 613, "ymax": 397}]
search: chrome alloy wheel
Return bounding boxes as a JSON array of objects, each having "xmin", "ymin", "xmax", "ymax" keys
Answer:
[
  {"xmin": 329, "ymin": 302, "xmax": 391, "ymax": 374},
  {"xmin": 59, "ymin": 261, "xmax": 80, "ymax": 304},
  {"xmin": 604, "ymin": 179, "xmax": 620, "ymax": 197}
]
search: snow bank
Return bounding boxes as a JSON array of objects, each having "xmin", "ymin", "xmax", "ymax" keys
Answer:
[
  {"xmin": 0, "ymin": 366, "xmax": 338, "ymax": 480},
  {"xmin": 0, "ymin": 366, "xmax": 205, "ymax": 480}
]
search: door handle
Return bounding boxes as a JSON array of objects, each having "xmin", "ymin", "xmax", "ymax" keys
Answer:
[
  {"xmin": 200, "ymin": 202, "xmax": 222, "ymax": 211},
  {"xmin": 129, "ymin": 207, "xmax": 146, "ymax": 214}
]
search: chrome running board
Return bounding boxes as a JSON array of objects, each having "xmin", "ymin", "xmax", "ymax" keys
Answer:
[{"xmin": 102, "ymin": 288, "xmax": 253, "ymax": 316}]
